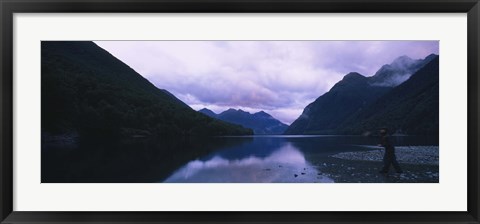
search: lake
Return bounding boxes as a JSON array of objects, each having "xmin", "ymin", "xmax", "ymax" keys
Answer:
[{"xmin": 42, "ymin": 135, "xmax": 439, "ymax": 183}]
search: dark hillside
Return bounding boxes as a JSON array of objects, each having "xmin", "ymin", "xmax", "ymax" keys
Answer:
[
  {"xmin": 41, "ymin": 41, "xmax": 252, "ymax": 138},
  {"xmin": 338, "ymin": 56, "xmax": 439, "ymax": 135}
]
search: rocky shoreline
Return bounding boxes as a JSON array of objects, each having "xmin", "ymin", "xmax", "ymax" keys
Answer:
[
  {"xmin": 330, "ymin": 146, "xmax": 439, "ymax": 165},
  {"xmin": 313, "ymin": 145, "xmax": 440, "ymax": 183}
]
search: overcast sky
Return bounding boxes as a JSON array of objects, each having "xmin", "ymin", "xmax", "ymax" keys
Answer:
[{"xmin": 95, "ymin": 41, "xmax": 438, "ymax": 124}]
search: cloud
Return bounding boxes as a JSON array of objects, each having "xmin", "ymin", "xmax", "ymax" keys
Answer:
[{"xmin": 95, "ymin": 41, "xmax": 438, "ymax": 124}]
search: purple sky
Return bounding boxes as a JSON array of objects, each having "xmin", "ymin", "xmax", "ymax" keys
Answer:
[{"xmin": 95, "ymin": 41, "xmax": 438, "ymax": 124}]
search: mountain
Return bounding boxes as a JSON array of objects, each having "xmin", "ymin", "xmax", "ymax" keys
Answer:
[
  {"xmin": 338, "ymin": 56, "xmax": 439, "ymax": 135},
  {"xmin": 284, "ymin": 72, "xmax": 391, "ymax": 135},
  {"xmin": 199, "ymin": 108, "xmax": 218, "ymax": 118},
  {"xmin": 369, "ymin": 54, "xmax": 437, "ymax": 87},
  {"xmin": 284, "ymin": 54, "xmax": 438, "ymax": 135},
  {"xmin": 199, "ymin": 108, "xmax": 289, "ymax": 135},
  {"xmin": 41, "ymin": 41, "xmax": 253, "ymax": 138}
]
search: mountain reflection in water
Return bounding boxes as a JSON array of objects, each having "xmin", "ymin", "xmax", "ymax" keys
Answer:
[{"xmin": 165, "ymin": 142, "xmax": 333, "ymax": 183}]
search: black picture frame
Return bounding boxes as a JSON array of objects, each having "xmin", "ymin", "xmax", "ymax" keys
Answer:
[{"xmin": 1, "ymin": 0, "xmax": 479, "ymax": 223}]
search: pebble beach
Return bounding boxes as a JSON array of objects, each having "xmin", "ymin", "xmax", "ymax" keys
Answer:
[
  {"xmin": 317, "ymin": 145, "xmax": 439, "ymax": 183},
  {"xmin": 331, "ymin": 146, "xmax": 439, "ymax": 165}
]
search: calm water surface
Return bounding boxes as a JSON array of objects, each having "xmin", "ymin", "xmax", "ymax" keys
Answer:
[
  {"xmin": 42, "ymin": 135, "xmax": 438, "ymax": 183},
  {"xmin": 163, "ymin": 135, "xmax": 438, "ymax": 183}
]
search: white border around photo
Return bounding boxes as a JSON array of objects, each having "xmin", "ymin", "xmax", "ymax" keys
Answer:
[{"xmin": 13, "ymin": 13, "xmax": 467, "ymax": 211}]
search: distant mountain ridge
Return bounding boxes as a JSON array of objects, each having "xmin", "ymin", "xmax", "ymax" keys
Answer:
[
  {"xmin": 199, "ymin": 108, "xmax": 289, "ymax": 135},
  {"xmin": 198, "ymin": 108, "xmax": 217, "ymax": 118},
  {"xmin": 284, "ymin": 54, "xmax": 438, "ymax": 135}
]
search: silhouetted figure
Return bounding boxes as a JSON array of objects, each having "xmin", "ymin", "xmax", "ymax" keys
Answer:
[{"xmin": 378, "ymin": 128, "xmax": 403, "ymax": 174}]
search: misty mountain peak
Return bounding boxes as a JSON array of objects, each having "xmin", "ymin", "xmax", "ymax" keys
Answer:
[
  {"xmin": 369, "ymin": 54, "xmax": 435, "ymax": 87},
  {"xmin": 424, "ymin": 53, "xmax": 439, "ymax": 62},
  {"xmin": 391, "ymin": 55, "xmax": 414, "ymax": 67}
]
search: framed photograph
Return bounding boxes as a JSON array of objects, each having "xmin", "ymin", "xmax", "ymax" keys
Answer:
[{"xmin": 1, "ymin": 0, "xmax": 479, "ymax": 223}]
